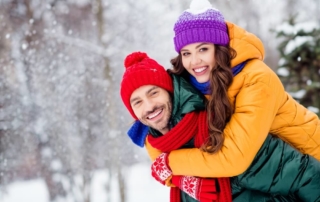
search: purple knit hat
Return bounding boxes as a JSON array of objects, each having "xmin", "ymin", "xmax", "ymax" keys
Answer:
[{"xmin": 173, "ymin": 0, "xmax": 229, "ymax": 52}]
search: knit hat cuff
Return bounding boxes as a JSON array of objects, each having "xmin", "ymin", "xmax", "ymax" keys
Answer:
[{"xmin": 174, "ymin": 28, "xmax": 229, "ymax": 52}]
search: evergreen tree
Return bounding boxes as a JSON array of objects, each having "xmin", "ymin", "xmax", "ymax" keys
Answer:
[{"xmin": 275, "ymin": 16, "xmax": 320, "ymax": 116}]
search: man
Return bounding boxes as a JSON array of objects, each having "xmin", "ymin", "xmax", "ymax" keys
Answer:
[
  {"xmin": 120, "ymin": 51, "xmax": 228, "ymax": 202},
  {"xmin": 120, "ymin": 51, "xmax": 320, "ymax": 202}
]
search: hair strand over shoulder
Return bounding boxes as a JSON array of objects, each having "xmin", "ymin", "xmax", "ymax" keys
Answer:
[{"xmin": 169, "ymin": 45, "xmax": 236, "ymax": 154}]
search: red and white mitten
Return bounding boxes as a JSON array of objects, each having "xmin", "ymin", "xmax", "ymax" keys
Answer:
[
  {"xmin": 172, "ymin": 175, "xmax": 218, "ymax": 202},
  {"xmin": 151, "ymin": 153, "xmax": 172, "ymax": 185}
]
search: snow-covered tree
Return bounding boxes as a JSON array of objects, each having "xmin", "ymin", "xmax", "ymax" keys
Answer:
[
  {"xmin": 1, "ymin": 1, "xmax": 320, "ymax": 202},
  {"xmin": 0, "ymin": 0, "xmax": 180, "ymax": 201},
  {"xmin": 275, "ymin": 15, "xmax": 320, "ymax": 116}
]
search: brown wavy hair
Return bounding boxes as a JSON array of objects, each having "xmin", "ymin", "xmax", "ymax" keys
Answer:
[{"xmin": 168, "ymin": 45, "xmax": 236, "ymax": 154}]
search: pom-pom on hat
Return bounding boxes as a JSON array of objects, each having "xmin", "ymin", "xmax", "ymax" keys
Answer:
[
  {"xmin": 173, "ymin": 0, "xmax": 229, "ymax": 52},
  {"xmin": 120, "ymin": 52, "xmax": 173, "ymax": 119}
]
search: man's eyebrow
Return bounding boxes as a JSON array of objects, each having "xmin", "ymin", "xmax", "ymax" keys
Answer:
[
  {"xmin": 130, "ymin": 86, "xmax": 159, "ymax": 104},
  {"xmin": 146, "ymin": 86, "xmax": 158, "ymax": 94}
]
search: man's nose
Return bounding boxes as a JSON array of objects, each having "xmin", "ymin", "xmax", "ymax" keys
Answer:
[{"xmin": 144, "ymin": 99, "xmax": 155, "ymax": 111}]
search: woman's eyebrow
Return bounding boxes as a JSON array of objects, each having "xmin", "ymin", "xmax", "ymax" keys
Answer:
[
  {"xmin": 181, "ymin": 43, "xmax": 209, "ymax": 52},
  {"xmin": 196, "ymin": 43, "xmax": 209, "ymax": 49}
]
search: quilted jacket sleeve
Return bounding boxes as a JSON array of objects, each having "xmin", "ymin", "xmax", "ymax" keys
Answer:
[
  {"xmin": 233, "ymin": 134, "xmax": 320, "ymax": 202},
  {"xmin": 145, "ymin": 137, "xmax": 162, "ymax": 161},
  {"xmin": 168, "ymin": 60, "xmax": 285, "ymax": 177}
]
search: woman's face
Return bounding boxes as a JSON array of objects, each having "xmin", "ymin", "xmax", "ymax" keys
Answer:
[{"xmin": 180, "ymin": 42, "xmax": 216, "ymax": 83}]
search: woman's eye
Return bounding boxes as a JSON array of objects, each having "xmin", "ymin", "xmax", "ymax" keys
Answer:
[
  {"xmin": 182, "ymin": 52, "xmax": 190, "ymax": 56},
  {"xmin": 200, "ymin": 47, "xmax": 208, "ymax": 52}
]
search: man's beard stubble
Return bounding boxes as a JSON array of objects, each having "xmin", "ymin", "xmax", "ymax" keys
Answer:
[{"xmin": 139, "ymin": 100, "xmax": 172, "ymax": 134}]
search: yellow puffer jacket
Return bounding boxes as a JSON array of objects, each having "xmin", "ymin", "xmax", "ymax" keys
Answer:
[{"xmin": 145, "ymin": 22, "xmax": 320, "ymax": 178}]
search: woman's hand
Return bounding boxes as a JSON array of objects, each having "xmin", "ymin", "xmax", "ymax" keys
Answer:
[{"xmin": 151, "ymin": 153, "xmax": 172, "ymax": 185}]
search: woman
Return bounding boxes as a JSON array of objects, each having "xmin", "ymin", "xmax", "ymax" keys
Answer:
[{"xmin": 148, "ymin": 0, "xmax": 320, "ymax": 200}]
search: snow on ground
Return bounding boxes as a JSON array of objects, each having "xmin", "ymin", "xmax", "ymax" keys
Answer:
[
  {"xmin": 0, "ymin": 179, "xmax": 49, "ymax": 202},
  {"xmin": 126, "ymin": 163, "xmax": 169, "ymax": 202},
  {"xmin": 0, "ymin": 163, "xmax": 169, "ymax": 202}
]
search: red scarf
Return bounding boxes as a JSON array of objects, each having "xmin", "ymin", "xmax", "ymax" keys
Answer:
[{"xmin": 148, "ymin": 111, "xmax": 232, "ymax": 202}]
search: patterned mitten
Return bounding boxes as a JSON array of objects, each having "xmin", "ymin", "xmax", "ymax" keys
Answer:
[
  {"xmin": 151, "ymin": 153, "xmax": 172, "ymax": 185},
  {"xmin": 172, "ymin": 175, "xmax": 218, "ymax": 202}
]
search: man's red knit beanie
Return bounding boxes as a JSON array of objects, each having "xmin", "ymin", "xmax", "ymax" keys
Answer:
[{"xmin": 120, "ymin": 52, "xmax": 174, "ymax": 120}]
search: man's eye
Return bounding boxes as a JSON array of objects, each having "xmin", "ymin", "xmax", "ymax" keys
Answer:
[
  {"xmin": 151, "ymin": 91, "xmax": 158, "ymax": 96},
  {"xmin": 133, "ymin": 101, "xmax": 141, "ymax": 106}
]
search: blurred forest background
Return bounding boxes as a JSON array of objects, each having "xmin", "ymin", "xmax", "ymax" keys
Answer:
[{"xmin": 0, "ymin": 0, "xmax": 319, "ymax": 202}]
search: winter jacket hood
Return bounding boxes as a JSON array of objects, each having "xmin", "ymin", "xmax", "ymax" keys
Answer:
[{"xmin": 227, "ymin": 21, "xmax": 265, "ymax": 67}]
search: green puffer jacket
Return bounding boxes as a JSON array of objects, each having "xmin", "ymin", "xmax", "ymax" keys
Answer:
[
  {"xmin": 233, "ymin": 134, "xmax": 320, "ymax": 202},
  {"xmin": 149, "ymin": 74, "xmax": 320, "ymax": 202}
]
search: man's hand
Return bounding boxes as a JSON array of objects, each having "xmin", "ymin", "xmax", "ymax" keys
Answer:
[
  {"xmin": 172, "ymin": 175, "xmax": 218, "ymax": 202},
  {"xmin": 151, "ymin": 153, "xmax": 172, "ymax": 185}
]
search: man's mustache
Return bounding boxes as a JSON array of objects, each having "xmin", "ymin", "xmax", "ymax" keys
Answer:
[{"xmin": 143, "ymin": 106, "xmax": 163, "ymax": 119}]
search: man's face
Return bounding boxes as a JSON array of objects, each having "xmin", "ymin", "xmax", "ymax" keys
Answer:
[{"xmin": 130, "ymin": 85, "xmax": 172, "ymax": 134}]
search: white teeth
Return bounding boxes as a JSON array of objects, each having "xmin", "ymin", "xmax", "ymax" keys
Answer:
[
  {"xmin": 148, "ymin": 109, "xmax": 162, "ymax": 119},
  {"xmin": 194, "ymin": 67, "xmax": 207, "ymax": 73}
]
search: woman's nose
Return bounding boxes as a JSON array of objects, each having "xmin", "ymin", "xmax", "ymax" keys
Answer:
[{"xmin": 191, "ymin": 54, "xmax": 201, "ymax": 65}]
